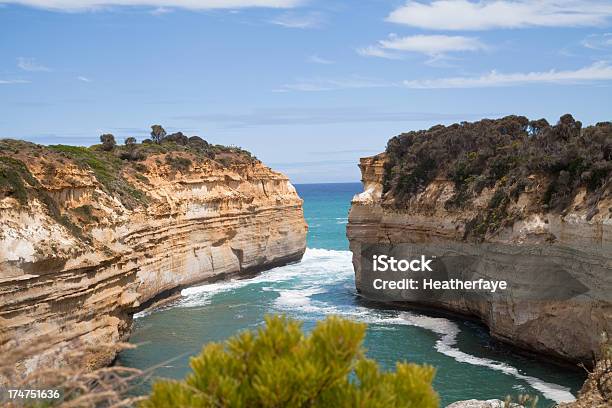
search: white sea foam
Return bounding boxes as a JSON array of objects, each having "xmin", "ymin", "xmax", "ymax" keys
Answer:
[
  {"xmin": 397, "ymin": 313, "xmax": 576, "ymax": 403},
  {"xmin": 146, "ymin": 247, "xmax": 575, "ymax": 403},
  {"xmin": 179, "ymin": 280, "xmax": 251, "ymax": 308},
  {"xmin": 275, "ymin": 288, "xmax": 327, "ymax": 312},
  {"xmin": 133, "ymin": 310, "xmax": 149, "ymax": 319},
  {"xmin": 176, "ymin": 248, "xmax": 353, "ymax": 308}
]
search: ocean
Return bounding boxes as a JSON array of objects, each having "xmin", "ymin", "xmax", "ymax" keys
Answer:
[{"xmin": 117, "ymin": 182, "xmax": 584, "ymax": 406}]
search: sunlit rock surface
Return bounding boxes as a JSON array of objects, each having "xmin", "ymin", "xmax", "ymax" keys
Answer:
[{"xmin": 0, "ymin": 143, "xmax": 307, "ymax": 375}]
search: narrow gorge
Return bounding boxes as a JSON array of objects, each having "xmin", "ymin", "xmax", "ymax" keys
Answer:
[{"xmin": 0, "ymin": 137, "xmax": 307, "ymax": 378}]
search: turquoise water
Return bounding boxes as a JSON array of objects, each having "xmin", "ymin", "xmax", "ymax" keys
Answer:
[{"xmin": 118, "ymin": 183, "xmax": 585, "ymax": 406}]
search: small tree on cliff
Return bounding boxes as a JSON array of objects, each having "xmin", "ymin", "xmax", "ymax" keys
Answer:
[
  {"xmin": 120, "ymin": 137, "xmax": 144, "ymax": 161},
  {"xmin": 150, "ymin": 125, "xmax": 167, "ymax": 144},
  {"xmin": 141, "ymin": 315, "xmax": 439, "ymax": 408},
  {"xmin": 100, "ymin": 133, "xmax": 116, "ymax": 151},
  {"xmin": 125, "ymin": 136, "xmax": 137, "ymax": 148}
]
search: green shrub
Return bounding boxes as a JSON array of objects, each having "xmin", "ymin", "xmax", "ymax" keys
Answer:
[
  {"xmin": 383, "ymin": 115, "xmax": 612, "ymax": 239},
  {"xmin": 100, "ymin": 133, "xmax": 116, "ymax": 151},
  {"xmin": 134, "ymin": 174, "xmax": 149, "ymax": 184},
  {"xmin": 142, "ymin": 315, "xmax": 439, "ymax": 408},
  {"xmin": 133, "ymin": 163, "xmax": 147, "ymax": 173},
  {"xmin": 48, "ymin": 144, "xmax": 148, "ymax": 209},
  {"xmin": 73, "ymin": 204, "xmax": 97, "ymax": 223},
  {"xmin": 165, "ymin": 155, "xmax": 192, "ymax": 172},
  {"xmin": 48, "ymin": 145, "xmax": 115, "ymax": 183},
  {"xmin": 0, "ymin": 155, "xmax": 91, "ymax": 241},
  {"xmin": 0, "ymin": 156, "xmax": 36, "ymax": 204},
  {"xmin": 119, "ymin": 148, "xmax": 145, "ymax": 161}
]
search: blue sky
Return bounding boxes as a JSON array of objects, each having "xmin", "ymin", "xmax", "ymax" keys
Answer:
[{"xmin": 1, "ymin": 0, "xmax": 611, "ymax": 183}]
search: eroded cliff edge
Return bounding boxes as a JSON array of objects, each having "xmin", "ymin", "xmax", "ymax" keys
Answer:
[
  {"xmin": 347, "ymin": 115, "xmax": 611, "ymax": 365},
  {"xmin": 0, "ymin": 137, "xmax": 307, "ymax": 376}
]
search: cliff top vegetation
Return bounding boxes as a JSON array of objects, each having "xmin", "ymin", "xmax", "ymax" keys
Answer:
[
  {"xmin": 382, "ymin": 115, "xmax": 611, "ymax": 239},
  {"xmin": 0, "ymin": 126, "xmax": 258, "ymax": 237}
]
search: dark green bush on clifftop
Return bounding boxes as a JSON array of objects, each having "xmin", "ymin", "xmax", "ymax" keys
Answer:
[
  {"xmin": 383, "ymin": 115, "xmax": 612, "ymax": 239},
  {"xmin": 142, "ymin": 315, "xmax": 439, "ymax": 408},
  {"xmin": 165, "ymin": 155, "xmax": 192, "ymax": 172},
  {"xmin": 0, "ymin": 156, "xmax": 36, "ymax": 204}
]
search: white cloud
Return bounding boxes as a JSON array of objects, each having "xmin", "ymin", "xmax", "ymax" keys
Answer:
[
  {"xmin": 276, "ymin": 76, "xmax": 397, "ymax": 92},
  {"xmin": 269, "ymin": 11, "xmax": 325, "ymax": 28},
  {"xmin": 17, "ymin": 57, "xmax": 50, "ymax": 71},
  {"xmin": 0, "ymin": 79, "xmax": 30, "ymax": 84},
  {"xmin": 582, "ymin": 33, "xmax": 612, "ymax": 49},
  {"xmin": 357, "ymin": 45, "xmax": 403, "ymax": 60},
  {"xmin": 422, "ymin": 54, "xmax": 461, "ymax": 68},
  {"xmin": 382, "ymin": 34, "xmax": 485, "ymax": 54},
  {"xmin": 308, "ymin": 55, "xmax": 334, "ymax": 64},
  {"xmin": 387, "ymin": 0, "xmax": 612, "ymax": 30},
  {"xmin": 279, "ymin": 62, "xmax": 612, "ymax": 92},
  {"xmin": 77, "ymin": 76, "xmax": 92, "ymax": 82},
  {"xmin": 359, "ymin": 34, "xmax": 485, "ymax": 60},
  {"xmin": 0, "ymin": 0, "xmax": 303, "ymax": 12},
  {"xmin": 402, "ymin": 61, "xmax": 612, "ymax": 88},
  {"xmin": 149, "ymin": 6, "xmax": 172, "ymax": 14}
]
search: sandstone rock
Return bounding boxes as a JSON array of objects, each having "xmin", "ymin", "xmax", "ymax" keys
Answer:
[
  {"xmin": 347, "ymin": 154, "xmax": 611, "ymax": 364},
  {"xmin": 0, "ymin": 146, "xmax": 307, "ymax": 377}
]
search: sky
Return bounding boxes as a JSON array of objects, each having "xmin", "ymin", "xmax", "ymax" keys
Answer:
[{"xmin": 1, "ymin": 1, "xmax": 612, "ymax": 183}]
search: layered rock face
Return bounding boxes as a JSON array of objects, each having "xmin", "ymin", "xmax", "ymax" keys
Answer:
[
  {"xmin": 0, "ymin": 143, "xmax": 307, "ymax": 376},
  {"xmin": 347, "ymin": 153, "xmax": 611, "ymax": 364}
]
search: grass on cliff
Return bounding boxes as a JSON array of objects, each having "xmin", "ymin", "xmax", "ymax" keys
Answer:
[
  {"xmin": 45, "ymin": 137, "xmax": 257, "ymax": 209},
  {"xmin": 0, "ymin": 130, "xmax": 259, "ymax": 242},
  {"xmin": 0, "ymin": 153, "xmax": 86, "ymax": 241},
  {"xmin": 383, "ymin": 115, "xmax": 612, "ymax": 240},
  {"xmin": 48, "ymin": 144, "xmax": 149, "ymax": 209},
  {"xmin": 0, "ymin": 155, "xmax": 37, "ymax": 205}
]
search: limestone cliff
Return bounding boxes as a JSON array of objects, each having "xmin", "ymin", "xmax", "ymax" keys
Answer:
[
  {"xmin": 347, "ymin": 116, "xmax": 611, "ymax": 364},
  {"xmin": 0, "ymin": 138, "xmax": 307, "ymax": 376}
]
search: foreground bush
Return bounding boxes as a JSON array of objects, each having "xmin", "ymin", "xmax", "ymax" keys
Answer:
[{"xmin": 142, "ymin": 315, "xmax": 439, "ymax": 408}]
